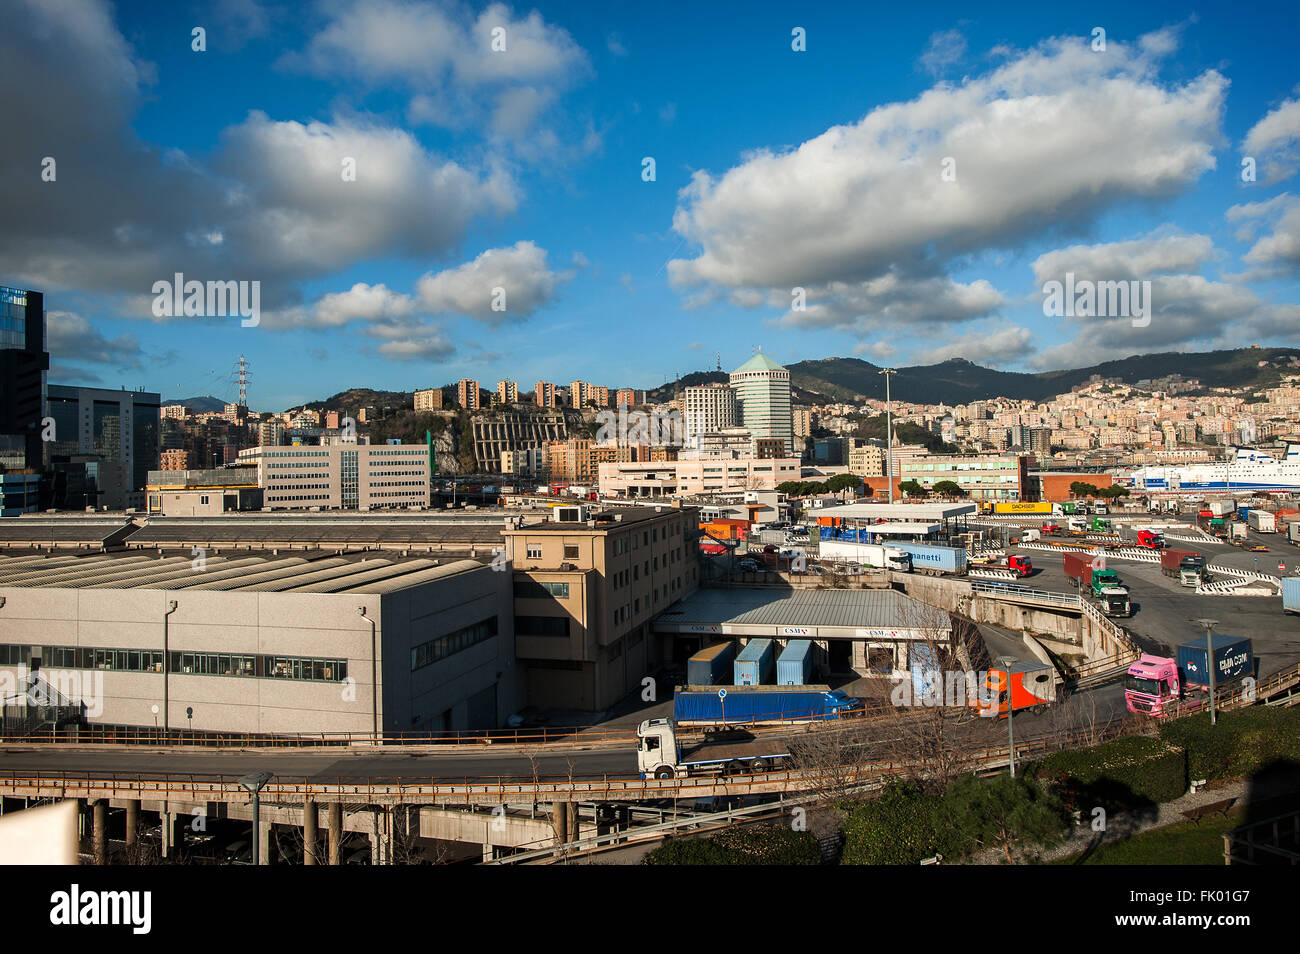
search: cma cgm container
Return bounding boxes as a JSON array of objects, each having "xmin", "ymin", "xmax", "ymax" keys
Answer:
[
  {"xmin": 777, "ymin": 640, "xmax": 815, "ymax": 685},
  {"xmin": 891, "ymin": 542, "xmax": 967, "ymax": 576},
  {"xmin": 673, "ymin": 686, "xmax": 859, "ymax": 726},
  {"xmin": 686, "ymin": 642, "xmax": 735, "ymax": 686},
  {"xmin": 1176, "ymin": 634, "xmax": 1253, "ymax": 690},
  {"xmin": 734, "ymin": 638, "xmax": 775, "ymax": 686}
]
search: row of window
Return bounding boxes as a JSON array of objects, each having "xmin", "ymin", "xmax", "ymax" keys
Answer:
[
  {"xmin": 0, "ymin": 645, "xmax": 348, "ymax": 682},
  {"xmin": 410, "ymin": 617, "xmax": 499, "ymax": 671},
  {"xmin": 514, "ymin": 580, "xmax": 570, "ymax": 599}
]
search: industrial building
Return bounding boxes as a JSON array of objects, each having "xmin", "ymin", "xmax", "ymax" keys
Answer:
[
  {"xmin": 236, "ymin": 443, "xmax": 430, "ymax": 510},
  {"xmin": 0, "ymin": 552, "xmax": 517, "ymax": 736}
]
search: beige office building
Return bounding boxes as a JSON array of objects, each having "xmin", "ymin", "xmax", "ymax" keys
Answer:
[
  {"xmin": 414, "ymin": 388, "xmax": 444, "ymax": 411},
  {"xmin": 503, "ymin": 504, "xmax": 700, "ymax": 710},
  {"xmin": 597, "ymin": 457, "xmax": 800, "ymax": 497},
  {"xmin": 237, "ymin": 444, "xmax": 430, "ymax": 510}
]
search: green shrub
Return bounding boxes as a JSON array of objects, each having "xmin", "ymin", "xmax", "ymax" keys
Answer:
[
  {"xmin": 840, "ymin": 781, "xmax": 975, "ymax": 865},
  {"xmin": 643, "ymin": 823, "xmax": 820, "ymax": 865},
  {"xmin": 1159, "ymin": 707, "xmax": 1300, "ymax": 782},
  {"xmin": 1030, "ymin": 734, "xmax": 1185, "ymax": 812}
]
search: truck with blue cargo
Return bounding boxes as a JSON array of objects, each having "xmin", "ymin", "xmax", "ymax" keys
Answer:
[
  {"xmin": 686, "ymin": 642, "xmax": 735, "ymax": 686},
  {"xmin": 1125, "ymin": 635, "xmax": 1254, "ymax": 715},
  {"xmin": 637, "ymin": 718, "xmax": 792, "ymax": 779},
  {"xmin": 889, "ymin": 542, "xmax": 967, "ymax": 576},
  {"xmin": 733, "ymin": 638, "xmax": 775, "ymax": 686},
  {"xmin": 1284, "ymin": 577, "xmax": 1300, "ymax": 614},
  {"xmin": 777, "ymin": 639, "xmax": 815, "ymax": 685},
  {"xmin": 672, "ymin": 685, "xmax": 860, "ymax": 727}
]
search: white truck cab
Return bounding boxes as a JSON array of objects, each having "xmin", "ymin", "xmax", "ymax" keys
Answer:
[{"xmin": 636, "ymin": 718, "xmax": 679, "ymax": 779}]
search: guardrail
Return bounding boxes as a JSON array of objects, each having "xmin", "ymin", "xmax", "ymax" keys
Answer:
[{"xmin": 970, "ymin": 581, "xmax": 1082, "ymax": 608}]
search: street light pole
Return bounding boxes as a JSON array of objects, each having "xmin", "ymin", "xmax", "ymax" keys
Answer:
[
  {"xmin": 1193, "ymin": 618, "xmax": 1219, "ymax": 726},
  {"xmin": 163, "ymin": 600, "xmax": 178, "ymax": 738},
  {"xmin": 358, "ymin": 607, "xmax": 378, "ymax": 740},
  {"xmin": 237, "ymin": 772, "xmax": 274, "ymax": 866},
  {"xmin": 880, "ymin": 369, "xmax": 897, "ymax": 504}
]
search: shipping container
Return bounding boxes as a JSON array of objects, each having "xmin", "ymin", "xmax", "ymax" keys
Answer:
[
  {"xmin": 1176, "ymin": 634, "xmax": 1253, "ymax": 689},
  {"xmin": 777, "ymin": 639, "xmax": 816, "ymax": 685},
  {"xmin": 672, "ymin": 685, "xmax": 859, "ymax": 725},
  {"xmin": 1283, "ymin": 577, "xmax": 1300, "ymax": 615},
  {"xmin": 686, "ymin": 642, "xmax": 735, "ymax": 686},
  {"xmin": 890, "ymin": 542, "xmax": 967, "ymax": 576},
  {"xmin": 1160, "ymin": 547, "xmax": 1196, "ymax": 576},
  {"xmin": 1290, "ymin": 521, "xmax": 1300, "ymax": 545},
  {"xmin": 734, "ymin": 638, "xmax": 776, "ymax": 686}
]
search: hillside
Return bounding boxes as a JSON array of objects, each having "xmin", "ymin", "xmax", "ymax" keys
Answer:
[{"xmin": 162, "ymin": 395, "xmax": 226, "ymax": 413}]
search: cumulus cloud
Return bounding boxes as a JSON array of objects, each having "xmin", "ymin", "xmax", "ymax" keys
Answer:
[
  {"xmin": 778, "ymin": 274, "xmax": 1005, "ymax": 331},
  {"xmin": 916, "ymin": 325, "xmax": 1034, "ymax": 364},
  {"xmin": 1243, "ymin": 97, "xmax": 1300, "ymax": 184},
  {"xmin": 282, "ymin": 0, "xmax": 590, "ymax": 142},
  {"xmin": 0, "ymin": 1, "xmax": 518, "ymax": 314},
  {"xmin": 668, "ymin": 33, "xmax": 1224, "ymax": 340},
  {"xmin": 1026, "ymin": 234, "xmax": 1300, "ymax": 368},
  {"xmin": 46, "ymin": 311, "xmax": 145, "ymax": 369},
  {"xmin": 1227, "ymin": 195, "xmax": 1300, "ymax": 274},
  {"xmin": 417, "ymin": 240, "xmax": 562, "ymax": 321}
]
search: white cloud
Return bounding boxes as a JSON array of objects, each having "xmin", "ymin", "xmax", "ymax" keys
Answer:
[
  {"xmin": 1227, "ymin": 194, "xmax": 1300, "ymax": 273},
  {"xmin": 1030, "ymin": 231, "xmax": 1215, "ymax": 284},
  {"xmin": 46, "ymin": 310, "xmax": 144, "ymax": 369},
  {"xmin": 1242, "ymin": 97, "xmax": 1300, "ymax": 184},
  {"xmin": 668, "ymin": 34, "xmax": 1225, "ymax": 335},
  {"xmin": 918, "ymin": 29, "xmax": 967, "ymax": 76},
  {"xmin": 416, "ymin": 240, "xmax": 563, "ymax": 322},
  {"xmin": 916, "ymin": 325, "xmax": 1034, "ymax": 364}
]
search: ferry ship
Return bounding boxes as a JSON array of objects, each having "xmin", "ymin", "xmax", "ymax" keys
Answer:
[{"xmin": 1129, "ymin": 445, "xmax": 1300, "ymax": 493}]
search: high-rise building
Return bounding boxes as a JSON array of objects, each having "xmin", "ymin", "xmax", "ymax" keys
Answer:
[
  {"xmin": 729, "ymin": 352, "xmax": 793, "ymax": 456},
  {"xmin": 496, "ymin": 380, "xmax": 518, "ymax": 404},
  {"xmin": 457, "ymin": 379, "xmax": 481, "ymax": 410},
  {"xmin": 681, "ymin": 384, "xmax": 737, "ymax": 447},
  {"xmin": 0, "ymin": 286, "xmax": 49, "ymax": 471},
  {"xmin": 160, "ymin": 449, "xmax": 189, "ymax": 471},
  {"xmin": 44, "ymin": 384, "xmax": 161, "ymax": 507},
  {"xmin": 616, "ymin": 389, "xmax": 646, "ymax": 409},
  {"xmin": 534, "ymin": 381, "xmax": 558, "ymax": 408},
  {"xmin": 414, "ymin": 388, "xmax": 444, "ymax": 411}
]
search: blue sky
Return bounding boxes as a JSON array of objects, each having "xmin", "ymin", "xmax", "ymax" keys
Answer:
[{"xmin": 3, "ymin": 0, "xmax": 1299, "ymax": 409}]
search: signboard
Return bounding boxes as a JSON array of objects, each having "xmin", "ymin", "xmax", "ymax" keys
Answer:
[
  {"xmin": 780, "ymin": 626, "xmax": 812, "ymax": 636},
  {"xmin": 679, "ymin": 624, "xmax": 723, "ymax": 634}
]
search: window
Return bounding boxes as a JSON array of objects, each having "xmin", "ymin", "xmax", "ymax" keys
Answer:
[
  {"xmin": 515, "ymin": 615, "xmax": 570, "ymax": 638},
  {"xmin": 563, "ymin": 545, "xmax": 579, "ymax": 560},
  {"xmin": 526, "ymin": 545, "xmax": 543, "ymax": 560},
  {"xmin": 410, "ymin": 617, "xmax": 499, "ymax": 670},
  {"xmin": 514, "ymin": 580, "xmax": 570, "ymax": 599}
]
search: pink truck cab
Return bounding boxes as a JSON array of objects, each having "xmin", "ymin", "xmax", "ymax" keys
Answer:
[{"xmin": 1124, "ymin": 654, "xmax": 1180, "ymax": 715}]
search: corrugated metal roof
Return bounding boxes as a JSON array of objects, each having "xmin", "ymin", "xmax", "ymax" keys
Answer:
[
  {"xmin": 82, "ymin": 557, "xmax": 267, "ymax": 589},
  {"xmin": 179, "ymin": 558, "xmax": 354, "ymax": 591},
  {"xmin": 0, "ymin": 555, "xmax": 164, "ymax": 588},
  {"xmin": 237, "ymin": 560, "xmax": 396, "ymax": 592},
  {"xmin": 655, "ymin": 587, "xmax": 950, "ymax": 635},
  {"xmin": 280, "ymin": 559, "xmax": 440, "ymax": 593},
  {"xmin": 338, "ymin": 559, "xmax": 482, "ymax": 594}
]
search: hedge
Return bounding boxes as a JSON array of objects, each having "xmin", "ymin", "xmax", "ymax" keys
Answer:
[
  {"xmin": 840, "ymin": 781, "xmax": 978, "ymax": 865},
  {"xmin": 643, "ymin": 823, "xmax": 821, "ymax": 865},
  {"xmin": 1030, "ymin": 734, "xmax": 1185, "ymax": 812},
  {"xmin": 1158, "ymin": 706, "xmax": 1300, "ymax": 783}
]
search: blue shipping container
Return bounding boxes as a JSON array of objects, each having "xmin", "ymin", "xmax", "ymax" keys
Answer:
[
  {"xmin": 686, "ymin": 642, "xmax": 735, "ymax": 686},
  {"xmin": 777, "ymin": 640, "xmax": 814, "ymax": 685},
  {"xmin": 734, "ymin": 638, "xmax": 775, "ymax": 686},
  {"xmin": 673, "ymin": 686, "xmax": 858, "ymax": 724},
  {"xmin": 909, "ymin": 642, "xmax": 941, "ymax": 704},
  {"xmin": 1282, "ymin": 577, "xmax": 1300, "ymax": 614},
  {"xmin": 891, "ymin": 542, "xmax": 966, "ymax": 574},
  {"xmin": 1176, "ymin": 634, "xmax": 1253, "ymax": 688}
]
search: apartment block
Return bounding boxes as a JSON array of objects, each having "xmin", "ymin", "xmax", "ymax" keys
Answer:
[
  {"xmin": 496, "ymin": 380, "xmax": 519, "ymax": 404},
  {"xmin": 457, "ymin": 379, "xmax": 481, "ymax": 410},
  {"xmin": 534, "ymin": 381, "xmax": 558, "ymax": 408},
  {"xmin": 899, "ymin": 454, "xmax": 1028, "ymax": 501},
  {"xmin": 414, "ymin": 388, "xmax": 444, "ymax": 411}
]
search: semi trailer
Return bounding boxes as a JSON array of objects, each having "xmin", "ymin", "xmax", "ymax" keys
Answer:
[
  {"xmin": 671, "ymin": 685, "xmax": 860, "ymax": 727},
  {"xmin": 970, "ymin": 661, "xmax": 1059, "ymax": 718},
  {"xmin": 1063, "ymin": 553, "xmax": 1131, "ymax": 616},
  {"xmin": 1124, "ymin": 636, "xmax": 1254, "ymax": 715},
  {"xmin": 637, "ymin": 718, "xmax": 792, "ymax": 779},
  {"xmin": 889, "ymin": 542, "xmax": 967, "ymax": 576}
]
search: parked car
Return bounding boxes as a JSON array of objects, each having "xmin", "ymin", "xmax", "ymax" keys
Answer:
[
  {"xmin": 1250, "ymin": 545, "xmax": 1270, "ymax": 552},
  {"xmin": 737, "ymin": 559, "xmax": 759, "ymax": 572},
  {"xmin": 762, "ymin": 544, "xmax": 779, "ymax": 554}
]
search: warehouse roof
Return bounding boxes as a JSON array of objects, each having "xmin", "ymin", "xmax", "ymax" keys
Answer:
[
  {"xmin": 816, "ymin": 502, "xmax": 978, "ymax": 521},
  {"xmin": 0, "ymin": 553, "xmax": 485, "ymax": 595},
  {"xmin": 654, "ymin": 586, "xmax": 950, "ymax": 639}
]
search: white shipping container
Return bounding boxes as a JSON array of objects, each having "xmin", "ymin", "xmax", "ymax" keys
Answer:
[{"xmin": 1247, "ymin": 510, "xmax": 1276, "ymax": 532}]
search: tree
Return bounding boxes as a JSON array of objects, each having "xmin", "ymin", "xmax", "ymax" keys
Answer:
[
  {"xmin": 1069, "ymin": 480, "xmax": 1099, "ymax": 498},
  {"xmin": 931, "ymin": 480, "xmax": 965, "ymax": 499},
  {"xmin": 899, "ymin": 479, "xmax": 928, "ymax": 498}
]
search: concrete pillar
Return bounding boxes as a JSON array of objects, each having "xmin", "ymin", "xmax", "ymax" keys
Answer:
[
  {"xmin": 553, "ymin": 801, "xmax": 569, "ymax": 845},
  {"xmin": 328, "ymin": 803, "xmax": 342, "ymax": 866},
  {"xmin": 160, "ymin": 806, "xmax": 171, "ymax": 858},
  {"xmin": 92, "ymin": 800, "xmax": 107, "ymax": 865},
  {"xmin": 303, "ymin": 799, "xmax": 318, "ymax": 866},
  {"xmin": 567, "ymin": 802, "xmax": 580, "ymax": 844},
  {"xmin": 258, "ymin": 820, "xmax": 272, "ymax": 866},
  {"xmin": 125, "ymin": 799, "xmax": 140, "ymax": 849}
]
